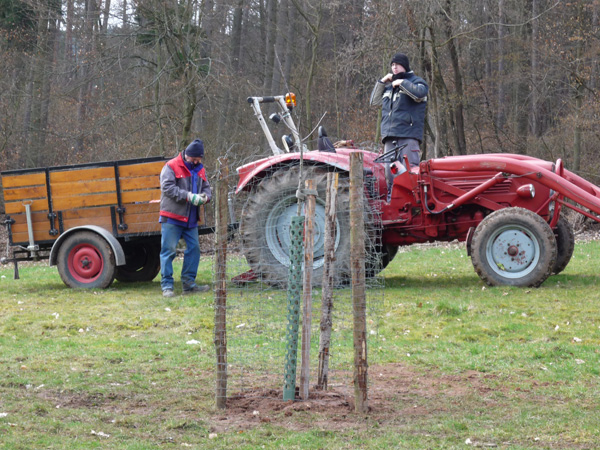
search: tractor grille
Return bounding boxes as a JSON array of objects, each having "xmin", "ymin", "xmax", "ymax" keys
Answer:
[{"xmin": 447, "ymin": 179, "xmax": 512, "ymax": 194}]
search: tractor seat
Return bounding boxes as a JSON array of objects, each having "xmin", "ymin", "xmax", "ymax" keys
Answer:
[{"xmin": 317, "ymin": 126, "xmax": 336, "ymax": 153}]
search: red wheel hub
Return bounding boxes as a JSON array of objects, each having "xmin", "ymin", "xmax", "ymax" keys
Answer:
[{"xmin": 68, "ymin": 244, "xmax": 103, "ymax": 283}]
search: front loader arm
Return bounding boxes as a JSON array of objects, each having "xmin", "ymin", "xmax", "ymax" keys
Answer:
[{"xmin": 426, "ymin": 155, "xmax": 600, "ymax": 223}]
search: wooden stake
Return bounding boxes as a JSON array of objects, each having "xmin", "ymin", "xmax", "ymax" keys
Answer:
[
  {"xmin": 317, "ymin": 172, "xmax": 338, "ymax": 390},
  {"xmin": 300, "ymin": 179, "xmax": 316, "ymax": 400},
  {"xmin": 214, "ymin": 157, "xmax": 229, "ymax": 409},
  {"xmin": 350, "ymin": 152, "xmax": 368, "ymax": 413}
]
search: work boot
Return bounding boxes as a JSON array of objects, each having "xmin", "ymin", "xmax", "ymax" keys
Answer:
[
  {"xmin": 162, "ymin": 289, "xmax": 175, "ymax": 298},
  {"xmin": 183, "ymin": 285, "xmax": 210, "ymax": 295}
]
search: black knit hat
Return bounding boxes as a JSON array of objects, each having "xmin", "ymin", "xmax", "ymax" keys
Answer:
[
  {"xmin": 391, "ymin": 52, "xmax": 410, "ymax": 72},
  {"xmin": 185, "ymin": 139, "xmax": 204, "ymax": 158}
]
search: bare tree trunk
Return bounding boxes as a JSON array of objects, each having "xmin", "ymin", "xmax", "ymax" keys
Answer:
[
  {"xmin": 592, "ymin": 3, "xmax": 599, "ymax": 90},
  {"xmin": 154, "ymin": 41, "xmax": 165, "ymax": 155},
  {"xmin": 573, "ymin": 82, "xmax": 583, "ymax": 172},
  {"xmin": 424, "ymin": 38, "xmax": 443, "ymax": 158},
  {"xmin": 290, "ymin": 0, "xmax": 322, "ymax": 137},
  {"xmin": 515, "ymin": 17, "xmax": 529, "ymax": 155},
  {"xmin": 258, "ymin": 0, "xmax": 266, "ymax": 72},
  {"xmin": 262, "ymin": 0, "xmax": 278, "ymax": 92},
  {"xmin": 27, "ymin": 0, "xmax": 58, "ymax": 167},
  {"xmin": 181, "ymin": 70, "xmax": 197, "ymax": 150},
  {"xmin": 122, "ymin": 0, "xmax": 128, "ymax": 27},
  {"xmin": 231, "ymin": 0, "xmax": 244, "ymax": 72},
  {"xmin": 484, "ymin": 0, "xmax": 493, "ymax": 80},
  {"xmin": 317, "ymin": 173, "xmax": 338, "ymax": 390},
  {"xmin": 271, "ymin": 0, "xmax": 288, "ymax": 93},
  {"xmin": 496, "ymin": 0, "xmax": 506, "ymax": 133},
  {"xmin": 202, "ymin": 0, "xmax": 216, "ymax": 56},
  {"xmin": 573, "ymin": 34, "xmax": 584, "ymax": 172},
  {"xmin": 428, "ymin": 24, "xmax": 456, "ymax": 156},
  {"xmin": 530, "ymin": 0, "xmax": 540, "ymax": 137},
  {"xmin": 443, "ymin": 0, "xmax": 467, "ymax": 155},
  {"xmin": 22, "ymin": 62, "xmax": 34, "ymax": 167},
  {"xmin": 283, "ymin": 3, "xmax": 296, "ymax": 84},
  {"xmin": 65, "ymin": 0, "xmax": 74, "ymax": 60},
  {"xmin": 75, "ymin": 0, "xmax": 96, "ymax": 157},
  {"xmin": 37, "ymin": 12, "xmax": 57, "ymax": 155},
  {"xmin": 101, "ymin": 0, "xmax": 111, "ymax": 31},
  {"xmin": 304, "ymin": 32, "xmax": 319, "ymax": 135},
  {"xmin": 27, "ymin": 5, "xmax": 47, "ymax": 164}
]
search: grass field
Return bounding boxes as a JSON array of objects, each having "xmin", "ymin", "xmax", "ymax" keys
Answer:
[{"xmin": 1, "ymin": 240, "xmax": 599, "ymax": 449}]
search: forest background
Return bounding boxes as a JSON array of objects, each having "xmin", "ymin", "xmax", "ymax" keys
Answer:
[{"xmin": 1, "ymin": 0, "xmax": 599, "ymax": 183}]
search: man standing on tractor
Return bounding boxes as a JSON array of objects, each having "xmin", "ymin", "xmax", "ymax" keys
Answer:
[
  {"xmin": 159, "ymin": 139, "xmax": 212, "ymax": 298},
  {"xmin": 370, "ymin": 52, "xmax": 428, "ymax": 193}
]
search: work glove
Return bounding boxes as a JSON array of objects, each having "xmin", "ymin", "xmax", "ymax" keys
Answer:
[
  {"xmin": 392, "ymin": 79, "xmax": 404, "ymax": 88},
  {"xmin": 187, "ymin": 192, "xmax": 207, "ymax": 206}
]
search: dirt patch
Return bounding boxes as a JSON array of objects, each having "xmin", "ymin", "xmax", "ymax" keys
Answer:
[
  {"xmin": 29, "ymin": 364, "xmax": 503, "ymax": 433},
  {"xmin": 210, "ymin": 363, "xmax": 502, "ymax": 433}
]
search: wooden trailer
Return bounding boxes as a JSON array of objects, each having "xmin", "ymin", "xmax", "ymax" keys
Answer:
[{"xmin": 1, "ymin": 157, "xmax": 209, "ymax": 289}]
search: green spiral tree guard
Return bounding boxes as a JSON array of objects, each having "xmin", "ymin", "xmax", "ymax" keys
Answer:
[{"xmin": 283, "ymin": 215, "xmax": 305, "ymax": 401}]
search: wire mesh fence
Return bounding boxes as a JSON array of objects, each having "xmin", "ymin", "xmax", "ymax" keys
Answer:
[{"xmin": 212, "ymin": 150, "xmax": 387, "ymax": 407}]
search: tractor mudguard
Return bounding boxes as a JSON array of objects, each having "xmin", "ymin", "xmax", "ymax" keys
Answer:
[{"xmin": 235, "ymin": 148, "xmax": 386, "ymax": 194}]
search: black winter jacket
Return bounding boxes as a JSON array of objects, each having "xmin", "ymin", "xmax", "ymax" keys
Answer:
[{"xmin": 370, "ymin": 72, "xmax": 428, "ymax": 143}]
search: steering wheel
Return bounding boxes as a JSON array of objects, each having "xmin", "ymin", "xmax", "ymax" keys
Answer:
[{"xmin": 374, "ymin": 142, "xmax": 408, "ymax": 164}]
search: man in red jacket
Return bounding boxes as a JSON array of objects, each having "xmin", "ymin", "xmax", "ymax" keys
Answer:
[{"xmin": 159, "ymin": 139, "xmax": 212, "ymax": 297}]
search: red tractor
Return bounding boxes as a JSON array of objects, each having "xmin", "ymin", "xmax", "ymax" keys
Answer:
[{"xmin": 236, "ymin": 94, "xmax": 600, "ymax": 287}]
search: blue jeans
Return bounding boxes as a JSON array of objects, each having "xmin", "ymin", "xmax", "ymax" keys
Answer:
[{"xmin": 160, "ymin": 223, "xmax": 200, "ymax": 291}]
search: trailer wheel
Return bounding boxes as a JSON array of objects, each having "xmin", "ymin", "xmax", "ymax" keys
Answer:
[
  {"xmin": 552, "ymin": 216, "xmax": 575, "ymax": 275},
  {"xmin": 240, "ymin": 165, "xmax": 383, "ymax": 286},
  {"xmin": 115, "ymin": 241, "xmax": 161, "ymax": 283},
  {"xmin": 57, "ymin": 231, "xmax": 116, "ymax": 289},
  {"xmin": 470, "ymin": 207, "xmax": 557, "ymax": 287}
]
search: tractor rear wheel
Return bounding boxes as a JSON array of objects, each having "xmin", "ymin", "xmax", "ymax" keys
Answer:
[
  {"xmin": 552, "ymin": 216, "xmax": 575, "ymax": 275},
  {"xmin": 57, "ymin": 231, "xmax": 116, "ymax": 289},
  {"xmin": 470, "ymin": 207, "xmax": 557, "ymax": 287},
  {"xmin": 240, "ymin": 165, "xmax": 388, "ymax": 287}
]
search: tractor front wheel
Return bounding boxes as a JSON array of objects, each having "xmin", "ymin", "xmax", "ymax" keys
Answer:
[
  {"xmin": 552, "ymin": 216, "xmax": 575, "ymax": 275},
  {"xmin": 57, "ymin": 231, "xmax": 116, "ymax": 289},
  {"xmin": 470, "ymin": 207, "xmax": 557, "ymax": 287}
]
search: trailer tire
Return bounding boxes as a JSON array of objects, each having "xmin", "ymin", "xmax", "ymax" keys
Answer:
[
  {"xmin": 470, "ymin": 207, "xmax": 557, "ymax": 287},
  {"xmin": 57, "ymin": 231, "xmax": 116, "ymax": 289},
  {"xmin": 115, "ymin": 241, "xmax": 161, "ymax": 283},
  {"xmin": 240, "ymin": 165, "xmax": 384, "ymax": 287},
  {"xmin": 552, "ymin": 216, "xmax": 575, "ymax": 275}
]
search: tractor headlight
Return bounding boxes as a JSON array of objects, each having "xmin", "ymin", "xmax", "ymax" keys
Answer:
[{"xmin": 517, "ymin": 184, "xmax": 535, "ymax": 198}]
